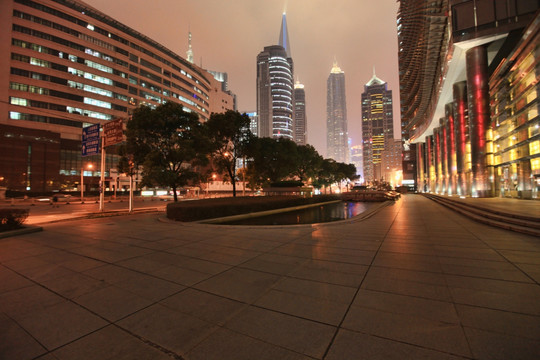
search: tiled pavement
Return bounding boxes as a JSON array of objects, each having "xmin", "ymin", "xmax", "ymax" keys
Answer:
[{"xmin": 1, "ymin": 194, "xmax": 539, "ymax": 359}]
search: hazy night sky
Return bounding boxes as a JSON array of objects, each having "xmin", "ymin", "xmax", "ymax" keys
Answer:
[{"xmin": 83, "ymin": 0, "xmax": 401, "ymax": 157}]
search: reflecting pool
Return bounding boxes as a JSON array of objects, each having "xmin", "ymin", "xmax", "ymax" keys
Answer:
[{"xmin": 221, "ymin": 201, "xmax": 375, "ymax": 225}]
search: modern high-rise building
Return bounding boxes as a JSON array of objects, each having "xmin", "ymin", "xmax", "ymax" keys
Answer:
[
  {"xmin": 398, "ymin": 0, "xmax": 539, "ymax": 198},
  {"xmin": 0, "ymin": 0, "xmax": 234, "ymax": 192},
  {"xmin": 293, "ymin": 80, "xmax": 307, "ymax": 145},
  {"xmin": 350, "ymin": 144, "xmax": 363, "ymax": 181},
  {"xmin": 326, "ymin": 61, "xmax": 348, "ymax": 163},
  {"xmin": 361, "ymin": 71, "xmax": 397, "ymax": 183},
  {"xmin": 256, "ymin": 13, "xmax": 294, "ymax": 140}
]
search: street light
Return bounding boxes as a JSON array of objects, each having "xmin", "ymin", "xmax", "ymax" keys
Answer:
[{"xmin": 81, "ymin": 163, "xmax": 93, "ymax": 204}]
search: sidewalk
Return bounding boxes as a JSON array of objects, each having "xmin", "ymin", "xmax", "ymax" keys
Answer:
[{"xmin": 1, "ymin": 194, "xmax": 539, "ymax": 359}]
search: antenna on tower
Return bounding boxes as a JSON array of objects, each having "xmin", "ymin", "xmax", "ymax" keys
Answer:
[{"xmin": 186, "ymin": 26, "xmax": 194, "ymax": 64}]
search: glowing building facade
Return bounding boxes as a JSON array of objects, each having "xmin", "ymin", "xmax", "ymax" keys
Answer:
[
  {"xmin": 256, "ymin": 14, "xmax": 294, "ymax": 140},
  {"xmin": 326, "ymin": 61, "xmax": 348, "ymax": 163},
  {"xmin": 0, "ymin": 0, "xmax": 234, "ymax": 192},
  {"xmin": 293, "ymin": 81, "xmax": 307, "ymax": 145},
  {"xmin": 398, "ymin": 0, "xmax": 539, "ymax": 198},
  {"xmin": 361, "ymin": 72, "xmax": 397, "ymax": 183}
]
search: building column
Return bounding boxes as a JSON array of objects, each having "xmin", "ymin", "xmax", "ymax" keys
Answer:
[
  {"xmin": 417, "ymin": 142, "xmax": 425, "ymax": 192},
  {"xmin": 453, "ymin": 81, "xmax": 468, "ymax": 196},
  {"xmin": 518, "ymin": 160, "xmax": 533, "ymax": 199},
  {"xmin": 426, "ymin": 135, "xmax": 435, "ymax": 192},
  {"xmin": 440, "ymin": 118, "xmax": 449, "ymax": 194},
  {"xmin": 445, "ymin": 103, "xmax": 456, "ymax": 195},
  {"xmin": 434, "ymin": 127, "xmax": 442, "ymax": 193},
  {"xmin": 466, "ymin": 46, "xmax": 492, "ymax": 197}
]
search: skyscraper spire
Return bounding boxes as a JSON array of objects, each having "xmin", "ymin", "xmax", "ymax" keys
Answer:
[
  {"xmin": 278, "ymin": 12, "xmax": 291, "ymax": 57},
  {"xmin": 331, "ymin": 58, "xmax": 343, "ymax": 74},
  {"xmin": 186, "ymin": 28, "xmax": 194, "ymax": 64}
]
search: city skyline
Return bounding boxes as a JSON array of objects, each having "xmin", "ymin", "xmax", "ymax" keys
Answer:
[{"xmin": 83, "ymin": 0, "xmax": 401, "ymax": 158}]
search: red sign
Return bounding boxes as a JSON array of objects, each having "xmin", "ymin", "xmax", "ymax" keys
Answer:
[{"xmin": 103, "ymin": 118, "xmax": 123, "ymax": 147}]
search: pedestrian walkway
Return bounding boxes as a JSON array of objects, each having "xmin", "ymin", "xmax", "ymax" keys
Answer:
[{"xmin": 1, "ymin": 194, "xmax": 539, "ymax": 359}]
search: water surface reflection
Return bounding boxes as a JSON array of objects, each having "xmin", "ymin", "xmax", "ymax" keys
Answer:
[{"xmin": 222, "ymin": 201, "xmax": 374, "ymax": 225}]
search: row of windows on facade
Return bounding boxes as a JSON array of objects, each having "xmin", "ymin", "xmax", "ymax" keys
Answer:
[
  {"xmin": 14, "ymin": 0, "xmax": 211, "ymax": 91},
  {"xmin": 11, "ymin": 31, "xmax": 209, "ymax": 107},
  {"xmin": 13, "ymin": 12, "xmax": 209, "ymax": 100},
  {"xmin": 10, "ymin": 61, "xmax": 206, "ymax": 115}
]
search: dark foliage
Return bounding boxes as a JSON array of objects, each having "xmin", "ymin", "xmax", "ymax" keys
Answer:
[{"xmin": 0, "ymin": 208, "xmax": 29, "ymax": 231}]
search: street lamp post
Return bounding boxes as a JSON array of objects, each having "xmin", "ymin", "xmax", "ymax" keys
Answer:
[{"xmin": 81, "ymin": 163, "xmax": 93, "ymax": 204}]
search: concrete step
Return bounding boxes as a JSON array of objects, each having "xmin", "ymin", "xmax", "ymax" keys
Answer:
[{"xmin": 422, "ymin": 194, "xmax": 540, "ymax": 237}]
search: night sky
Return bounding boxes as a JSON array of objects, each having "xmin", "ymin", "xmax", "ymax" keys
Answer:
[{"xmin": 83, "ymin": 0, "xmax": 401, "ymax": 157}]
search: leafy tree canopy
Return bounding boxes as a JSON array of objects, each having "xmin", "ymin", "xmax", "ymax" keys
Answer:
[
  {"xmin": 244, "ymin": 137, "xmax": 298, "ymax": 188},
  {"xmin": 205, "ymin": 110, "xmax": 253, "ymax": 197},
  {"xmin": 124, "ymin": 102, "xmax": 207, "ymax": 201}
]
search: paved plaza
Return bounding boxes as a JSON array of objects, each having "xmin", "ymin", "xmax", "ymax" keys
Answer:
[{"xmin": 1, "ymin": 194, "xmax": 539, "ymax": 359}]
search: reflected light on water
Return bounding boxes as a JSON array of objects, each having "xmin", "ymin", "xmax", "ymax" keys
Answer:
[{"xmin": 223, "ymin": 202, "xmax": 375, "ymax": 226}]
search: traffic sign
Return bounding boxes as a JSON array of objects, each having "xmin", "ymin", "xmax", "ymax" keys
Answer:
[
  {"xmin": 103, "ymin": 118, "xmax": 123, "ymax": 147},
  {"xmin": 82, "ymin": 124, "xmax": 100, "ymax": 156}
]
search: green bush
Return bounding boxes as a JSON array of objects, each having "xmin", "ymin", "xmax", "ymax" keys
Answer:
[
  {"xmin": 167, "ymin": 195, "xmax": 339, "ymax": 222},
  {"xmin": 0, "ymin": 208, "xmax": 29, "ymax": 231}
]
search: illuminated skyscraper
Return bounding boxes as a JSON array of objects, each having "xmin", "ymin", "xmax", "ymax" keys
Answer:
[
  {"xmin": 294, "ymin": 81, "xmax": 307, "ymax": 145},
  {"xmin": 361, "ymin": 70, "xmax": 396, "ymax": 183},
  {"xmin": 256, "ymin": 14, "xmax": 294, "ymax": 139},
  {"xmin": 326, "ymin": 61, "xmax": 348, "ymax": 162}
]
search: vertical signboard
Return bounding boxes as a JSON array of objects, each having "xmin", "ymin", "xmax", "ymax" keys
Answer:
[
  {"xmin": 82, "ymin": 124, "xmax": 100, "ymax": 156},
  {"xmin": 103, "ymin": 119, "xmax": 123, "ymax": 147}
]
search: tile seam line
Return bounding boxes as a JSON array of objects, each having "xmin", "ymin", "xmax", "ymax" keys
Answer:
[
  {"xmin": 428, "ymin": 199, "xmax": 475, "ymax": 358},
  {"xmin": 3, "ymin": 261, "xmax": 189, "ymax": 359},
  {"xmin": 321, "ymin": 198, "xmax": 403, "ymax": 359},
  {"xmin": 159, "ymin": 227, "xmax": 319, "ymax": 354}
]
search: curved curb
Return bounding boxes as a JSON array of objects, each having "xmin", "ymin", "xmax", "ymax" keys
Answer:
[{"xmin": 0, "ymin": 225, "xmax": 43, "ymax": 239}]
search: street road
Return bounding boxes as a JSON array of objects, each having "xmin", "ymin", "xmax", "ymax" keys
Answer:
[{"xmin": 3, "ymin": 196, "xmax": 169, "ymax": 225}]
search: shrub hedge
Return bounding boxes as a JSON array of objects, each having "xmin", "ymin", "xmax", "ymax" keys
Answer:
[
  {"xmin": 0, "ymin": 208, "xmax": 29, "ymax": 231},
  {"xmin": 167, "ymin": 195, "xmax": 340, "ymax": 222}
]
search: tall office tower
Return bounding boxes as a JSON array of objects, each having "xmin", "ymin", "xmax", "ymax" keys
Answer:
[
  {"xmin": 398, "ymin": 0, "xmax": 539, "ymax": 197},
  {"xmin": 256, "ymin": 14, "xmax": 294, "ymax": 139},
  {"xmin": 0, "ymin": 0, "xmax": 234, "ymax": 192},
  {"xmin": 350, "ymin": 144, "xmax": 363, "ymax": 181},
  {"xmin": 361, "ymin": 71, "xmax": 395, "ymax": 183},
  {"xmin": 293, "ymin": 81, "xmax": 307, "ymax": 145},
  {"xmin": 326, "ymin": 61, "xmax": 348, "ymax": 163}
]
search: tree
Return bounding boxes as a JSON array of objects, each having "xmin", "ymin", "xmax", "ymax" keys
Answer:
[
  {"xmin": 312, "ymin": 158, "xmax": 338, "ymax": 193},
  {"xmin": 312, "ymin": 159, "xmax": 357, "ymax": 193},
  {"xmin": 292, "ymin": 144, "xmax": 323, "ymax": 183},
  {"xmin": 205, "ymin": 110, "xmax": 253, "ymax": 197},
  {"xmin": 244, "ymin": 137, "xmax": 298, "ymax": 188},
  {"xmin": 334, "ymin": 162, "xmax": 358, "ymax": 191},
  {"xmin": 124, "ymin": 102, "xmax": 207, "ymax": 202}
]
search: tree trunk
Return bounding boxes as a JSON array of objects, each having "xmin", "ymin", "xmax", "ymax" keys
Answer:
[
  {"xmin": 228, "ymin": 165, "xmax": 237, "ymax": 197},
  {"xmin": 172, "ymin": 185, "xmax": 178, "ymax": 202}
]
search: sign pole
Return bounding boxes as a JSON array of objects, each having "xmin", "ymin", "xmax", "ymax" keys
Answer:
[
  {"xmin": 129, "ymin": 174, "xmax": 133, "ymax": 213},
  {"xmin": 99, "ymin": 138, "xmax": 105, "ymax": 212}
]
